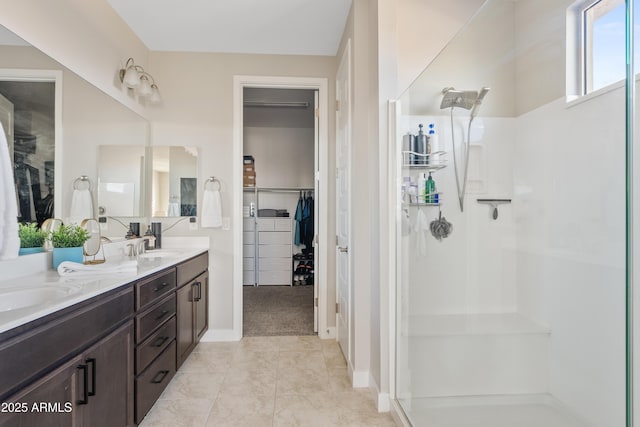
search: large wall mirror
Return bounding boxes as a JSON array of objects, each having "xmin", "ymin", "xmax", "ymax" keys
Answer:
[
  {"xmin": 0, "ymin": 24, "xmax": 149, "ymax": 226},
  {"xmin": 151, "ymin": 146, "xmax": 198, "ymax": 217}
]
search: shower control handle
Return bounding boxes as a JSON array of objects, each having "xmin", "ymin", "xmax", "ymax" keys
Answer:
[{"xmin": 338, "ymin": 246, "xmax": 349, "ymax": 253}]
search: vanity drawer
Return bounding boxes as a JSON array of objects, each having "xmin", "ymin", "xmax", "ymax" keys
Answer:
[
  {"xmin": 136, "ymin": 269, "xmax": 176, "ymax": 310},
  {"xmin": 135, "ymin": 340, "xmax": 176, "ymax": 424},
  {"xmin": 136, "ymin": 316, "xmax": 176, "ymax": 375},
  {"xmin": 136, "ymin": 293, "xmax": 176, "ymax": 343},
  {"xmin": 176, "ymin": 252, "xmax": 208, "ymax": 286}
]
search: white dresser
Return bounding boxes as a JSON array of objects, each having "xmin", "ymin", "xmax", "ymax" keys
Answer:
[
  {"xmin": 257, "ymin": 218, "xmax": 292, "ymax": 285},
  {"xmin": 242, "ymin": 218, "xmax": 257, "ymax": 285}
]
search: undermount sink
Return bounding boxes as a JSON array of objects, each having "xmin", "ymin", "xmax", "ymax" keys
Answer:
[
  {"xmin": 0, "ymin": 286, "xmax": 80, "ymax": 312},
  {"xmin": 138, "ymin": 250, "xmax": 181, "ymax": 259}
]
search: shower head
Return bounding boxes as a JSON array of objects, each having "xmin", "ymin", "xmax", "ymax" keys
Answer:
[
  {"xmin": 470, "ymin": 87, "xmax": 490, "ymax": 119},
  {"xmin": 440, "ymin": 87, "xmax": 478, "ymax": 110}
]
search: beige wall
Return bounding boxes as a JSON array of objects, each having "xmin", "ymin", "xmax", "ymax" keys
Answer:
[
  {"xmin": 148, "ymin": 51, "xmax": 336, "ymax": 331},
  {"xmin": 0, "ymin": 0, "xmax": 150, "ymax": 119},
  {"xmin": 396, "ymin": 0, "xmax": 486, "ymax": 95}
]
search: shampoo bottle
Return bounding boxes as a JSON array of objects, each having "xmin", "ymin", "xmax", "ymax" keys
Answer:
[
  {"xmin": 417, "ymin": 173, "xmax": 427, "ymax": 204},
  {"xmin": 415, "ymin": 124, "xmax": 428, "ymax": 165},
  {"xmin": 426, "ymin": 172, "xmax": 436, "ymax": 204},
  {"xmin": 428, "ymin": 123, "xmax": 439, "ymax": 153}
]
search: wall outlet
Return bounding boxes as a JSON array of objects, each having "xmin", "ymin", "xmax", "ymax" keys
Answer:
[
  {"xmin": 222, "ymin": 217, "xmax": 230, "ymax": 230},
  {"xmin": 189, "ymin": 217, "xmax": 197, "ymax": 230}
]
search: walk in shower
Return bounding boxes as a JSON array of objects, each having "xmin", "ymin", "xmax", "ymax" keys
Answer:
[{"xmin": 394, "ymin": 0, "xmax": 633, "ymax": 426}]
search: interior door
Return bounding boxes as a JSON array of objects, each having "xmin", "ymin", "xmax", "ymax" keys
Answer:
[
  {"xmin": 335, "ymin": 40, "xmax": 352, "ymax": 360},
  {"xmin": 313, "ymin": 89, "xmax": 319, "ymax": 333}
]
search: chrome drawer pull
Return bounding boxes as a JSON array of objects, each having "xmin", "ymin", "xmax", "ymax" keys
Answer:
[
  {"xmin": 151, "ymin": 370, "xmax": 170, "ymax": 384},
  {"xmin": 152, "ymin": 336, "xmax": 170, "ymax": 348}
]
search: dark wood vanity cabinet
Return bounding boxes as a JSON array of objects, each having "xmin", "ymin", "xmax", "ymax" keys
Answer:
[
  {"xmin": 176, "ymin": 253, "xmax": 209, "ymax": 368},
  {"xmin": 0, "ymin": 250, "xmax": 209, "ymax": 427},
  {"xmin": 0, "ymin": 287, "xmax": 134, "ymax": 427}
]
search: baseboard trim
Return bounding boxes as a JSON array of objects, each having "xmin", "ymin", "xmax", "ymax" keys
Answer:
[
  {"xmin": 321, "ymin": 326, "xmax": 336, "ymax": 339},
  {"xmin": 352, "ymin": 369, "xmax": 370, "ymax": 388},
  {"xmin": 201, "ymin": 329, "xmax": 241, "ymax": 342},
  {"xmin": 368, "ymin": 373, "xmax": 391, "ymax": 412}
]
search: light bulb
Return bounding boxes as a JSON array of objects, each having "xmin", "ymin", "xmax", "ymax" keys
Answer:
[
  {"xmin": 149, "ymin": 84, "xmax": 161, "ymax": 104},
  {"xmin": 123, "ymin": 66, "xmax": 140, "ymax": 88},
  {"xmin": 138, "ymin": 75, "xmax": 152, "ymax": 97}
]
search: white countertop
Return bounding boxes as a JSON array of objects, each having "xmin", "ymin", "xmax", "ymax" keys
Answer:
[{"xmin": 0, "ymin": 247, "xmax": 207, "ymax": 335}]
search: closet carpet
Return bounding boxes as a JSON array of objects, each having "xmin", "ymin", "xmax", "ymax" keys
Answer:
[{"xmin": 243, "ymin": 285, "xmax": 315, "ymax": 337}]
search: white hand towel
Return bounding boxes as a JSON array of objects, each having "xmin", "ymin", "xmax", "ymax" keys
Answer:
[
  {"xmin": 57, "ymin": 260, "xmax": 138, "ymax": 276},
  {"xmin": 68, "ymin": 188, "xmax": 94, "ymax": 225},
  {"xmin": 167, "ymin": 202, "xmax": 180, "ymax": 217},
  {"xmin": 201, "ymin": 188, "xmax": 222, "ymax": 228},
  {"xmin": 0, "ymin": 122, "xmax": 19, "ymax": 261},
  {"xmin": 414, "ymin": 209, "xmax": 429, "ymax": 257}
]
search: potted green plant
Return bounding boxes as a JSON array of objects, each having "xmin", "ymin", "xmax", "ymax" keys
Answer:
[
  {"xmin": 18, "ymin": 223, "xmax": 46, "ymax": 255},
  {"xmin": 50, "ymin": 224, "xmax": 90, "ymax": 269}
]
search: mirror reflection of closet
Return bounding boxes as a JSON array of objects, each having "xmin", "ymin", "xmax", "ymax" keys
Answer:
[
  {"xmin": 97, "ymin": 145, "xmax": 146, "ymax": 217},
  {"xmin": 151, "ymin": 146, "xmax": 198, "ymax": 217}
]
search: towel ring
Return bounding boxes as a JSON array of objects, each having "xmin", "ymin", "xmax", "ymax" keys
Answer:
[
  {"xmin": 204, "ymin": 176, "xmax": 221, "ymax": 191},
  {"xmin": 73, "ymin": 175, "xmax": 92, "ymax": 191}
]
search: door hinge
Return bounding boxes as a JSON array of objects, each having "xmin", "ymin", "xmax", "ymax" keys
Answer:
[
  {"xmin": 336, "ymin": 100, "xmax": 340, "ymax": 111},
  {"xmin": 336, "ymin": 235, "xmax": 339, "ymax": 246},
  {"xmin": 336, "ymin": 303, "xmax": 339, "ymax": 313},
  {"xmin": 315, "ymin": 107, "xmax": 319, "ymax": 118},
  {"xmin": 315, "ymin": 297, "xmax": 318, "ymax": 307}
]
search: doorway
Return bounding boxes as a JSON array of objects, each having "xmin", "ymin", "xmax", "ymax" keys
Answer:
[{"xmin": 233, "ymin": 76, "xmax": 329, "ymax": 340}]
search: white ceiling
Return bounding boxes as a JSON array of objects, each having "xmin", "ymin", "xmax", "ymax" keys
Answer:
[{"xmin": 106, "ymin": 0, "xmax": 352, "ymax": 56}]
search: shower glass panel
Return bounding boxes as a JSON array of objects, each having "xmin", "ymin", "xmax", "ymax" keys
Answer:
[{"xmin": 394, "ymin": 0, "xmax": 630, "ymax": 426}]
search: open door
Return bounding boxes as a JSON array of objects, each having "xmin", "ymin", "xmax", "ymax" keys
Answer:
[{"xmin": 335, "ymin": 40, "xmax": 351, "ymax": 360}]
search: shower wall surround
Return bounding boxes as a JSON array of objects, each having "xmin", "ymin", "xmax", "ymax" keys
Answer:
[{"xmin": 394, "ymin": 0, "xmax": 627, "ymax": 426}]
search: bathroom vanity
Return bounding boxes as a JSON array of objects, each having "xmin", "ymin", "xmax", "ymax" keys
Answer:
[{"xmin": 0, "ymin": 247, "xmax": 208, "ymax": 426}]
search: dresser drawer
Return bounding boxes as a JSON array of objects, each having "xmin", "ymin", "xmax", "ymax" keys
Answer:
[
  {"xmin": 243, "ymin": 257, "xmax": 255, "ymax": 271},
  {"xmin": 273, "ymin": 218, "xmax": 292, "ymax": 231},
  {"xmin": 258, "ymin": 231, "xmax": 291, "ymax": 245},
  {"xmin": 256, "ymin": 218, "xmax": 274, "ymax": 231},
  {"xmin": 135, "ymin": 340, "xmax": 176, "ymax": 424},
  {"xmin": 258, "ymin": 257, "xmax": 290, "ymax": 271},
  {"xmin": 243, "ymin": 231, "xmax": 255, "ymax": 244},
  {"xmin": 136, "ymin": 293, "xmax": 176, "ymax": 343},
  {"xmin": 136, "ymin": 269, "xmax": 176, "ymax": 310},
  {"xmin": 176, "ymin": 252, "xmax": 209, "ymax": 286},
  {"xmin": 258, "ymin": 271, "xmax": 291, "ymax": 285},
  {"xmin": 243, "ymin": 244, "xmax": 255, "ymax": 258},
  {"xmin": 258, "ymin": 244, "xmax": 291, "ymax": 258},
  {"xmin": 243, "ymin": 218, "xmax": 255, "ymax": 231},
  {"xmin": 243, "ymin": 270, "xmax": 256, "ymax": 285},
  {"xmin": 136, "ymin": 316, "xmax": 176, "ymax": 375}
]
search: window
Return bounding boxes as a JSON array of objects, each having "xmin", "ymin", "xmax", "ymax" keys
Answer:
[{"xmin": 583, "ymin": 0, "xmax": 625, "ymax": 94}]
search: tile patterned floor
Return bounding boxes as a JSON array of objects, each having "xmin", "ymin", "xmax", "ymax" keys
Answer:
[{"xmin": 139, "ymin": 336, "xmax": 398, "ymax": 427}]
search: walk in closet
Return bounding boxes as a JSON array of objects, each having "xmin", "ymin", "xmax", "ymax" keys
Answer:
[{"xmin": 242, "ymin": 87, "xmax": 317, "ymax": 336}]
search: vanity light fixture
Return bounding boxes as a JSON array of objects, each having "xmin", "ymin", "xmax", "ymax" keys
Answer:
[{"xmin": 119, "ymin": 58, "xmax": 161, "ymax": 104}]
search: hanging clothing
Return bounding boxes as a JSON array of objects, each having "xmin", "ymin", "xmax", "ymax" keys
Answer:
[
  {"xmin": 301, "ymin": 192, "xmax": 314, "ymax": 248},
  {"xmin": 294, "ymin": 193, "xmax": 303, "ymax": 246}
]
